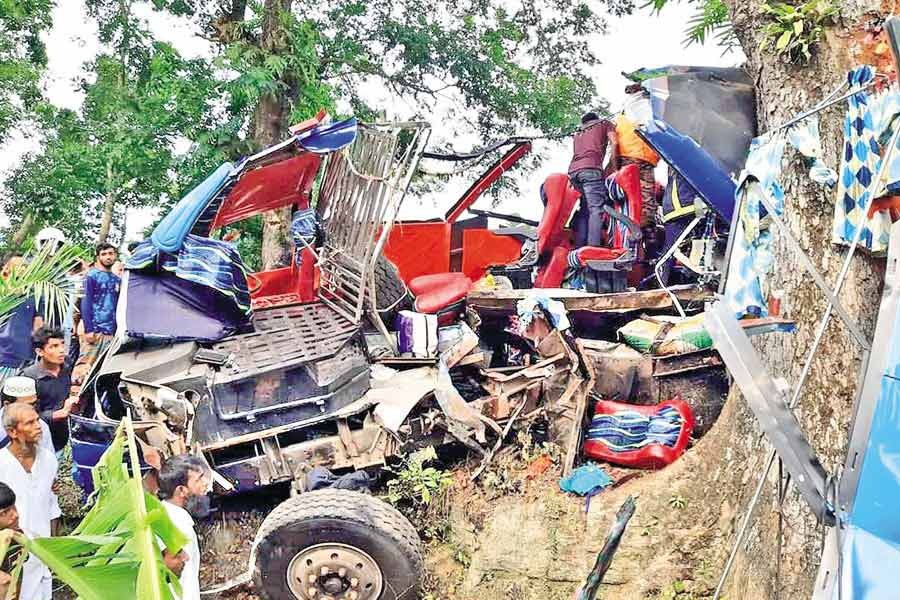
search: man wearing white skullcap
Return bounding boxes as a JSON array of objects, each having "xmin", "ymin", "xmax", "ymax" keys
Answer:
[{"xmin": 0, "ymin": 377, "xmax": 53, "ymax": 453}]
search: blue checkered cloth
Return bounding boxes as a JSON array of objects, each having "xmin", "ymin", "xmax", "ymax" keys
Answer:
[
  {"xmin": 585, "ymin": 405, "xmax": 683, "ymax": 451},
  {"xmin": 127, "ymin": 235, "xmax": 252, "ymax": 315},
  {"xmin": 832, "ymin": 65, "xmax": 892, "ymax": 254}
]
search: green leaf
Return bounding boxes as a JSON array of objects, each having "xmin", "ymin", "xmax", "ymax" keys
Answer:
[
  {"xmin": 794, "ymin": 20, "xmax": 804, "ymax": 35},
  {"xmin": 776, "ymin": 29, "xmax": 793, "ymax": 50},
  {"xmin": 24, "ymin": 537, "xmax": 139, "ymax": 600},
  {"xmin": 21, "ymin": 419, "xmax": 185, "ymax": 600}
]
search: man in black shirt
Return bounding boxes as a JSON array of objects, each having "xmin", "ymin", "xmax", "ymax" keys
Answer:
[{"xmin": 22, "ymin": 328, "xmax": 77, "ymax": 453}]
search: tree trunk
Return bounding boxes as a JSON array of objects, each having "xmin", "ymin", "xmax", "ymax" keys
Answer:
[
  {"xmin": 8, "ymin": 212, "xmax": 34, "ymax": 251},
  {"xmin": 255, "ymin": 0, "xmax": 294, "ymax": 270},
  {"xmin": 698, "ymin": 2, "xmax": 885, "ymax": 598},
  {"xmin": 97, "ymin": 161, "xmax": 117, "ymax": 245}
]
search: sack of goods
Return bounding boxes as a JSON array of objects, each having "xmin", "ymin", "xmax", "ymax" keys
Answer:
[{"xmin": 617, "ymin": 314, "xmax": 713, "ymax": 355}]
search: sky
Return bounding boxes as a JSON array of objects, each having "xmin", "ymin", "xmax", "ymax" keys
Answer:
[{"xmin": 0, "ymin": 1, "xmax": 745, "ymax": 238}]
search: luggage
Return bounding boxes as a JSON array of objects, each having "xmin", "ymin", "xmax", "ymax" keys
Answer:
[{"xmin": 395, "ymin": 310, "xmax": 438, "ymax": 357}]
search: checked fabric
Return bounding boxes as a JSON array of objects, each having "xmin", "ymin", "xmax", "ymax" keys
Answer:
[{"xmin": 832, "ymin": 65, "xmax": 892, "ymax": 255}]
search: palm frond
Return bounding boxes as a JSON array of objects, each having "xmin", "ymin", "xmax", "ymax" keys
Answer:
[
  {"xmin": 682, "ymin": 0, "xmax": 734, "ymax": 47},
  {"xmin": 0, "ymin": 243, "xmax": 85, "ymax": 327}
]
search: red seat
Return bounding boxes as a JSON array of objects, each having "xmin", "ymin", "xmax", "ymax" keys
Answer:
[
  {"xmin": 410, "ymin": 273, "xmax": 472, "ymax": 314},
  {"xmin": 572, "ymin": 246, "xmax": 627, "ymax": 266}
]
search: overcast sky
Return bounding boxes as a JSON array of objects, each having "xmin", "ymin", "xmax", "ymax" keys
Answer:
[{"xmin": 0, "ymin": 1, "xmax": 744, "ymax": 237}]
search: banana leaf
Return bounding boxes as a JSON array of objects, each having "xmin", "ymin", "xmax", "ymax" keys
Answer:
[
  {"xmin": 0, "ymin": 529, "xmax": 26, "ymax": 600},
  {"xmin": 17, "ymin": 418, "xmax": 188, "ymax": 599},
  {"xmin": 23, "ymin": 535, "xmax": 139, "ymax": 600}
]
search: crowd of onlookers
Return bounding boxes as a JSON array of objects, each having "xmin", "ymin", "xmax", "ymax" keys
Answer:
[{"xmin": 0, "ymin": 236, "xmax": 206, "ymax": 599}]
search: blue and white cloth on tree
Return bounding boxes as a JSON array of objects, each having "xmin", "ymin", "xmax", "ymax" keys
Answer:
[
  {"xmin": 832, "ymin": 65, "xmax": 893, "ymax": 255},
  {"xmin": 725, "ymin": 134, "xmax": 786, "ymax": 318},
  {"xmin": 726, "ymin": 112, "xmax": 849, "ymax": 318}
]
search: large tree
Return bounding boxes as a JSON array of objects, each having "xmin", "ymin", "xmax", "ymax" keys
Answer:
[
  {"xmin": 2, "ymin": 1, "xmax": 221, "ymax": 247},
  {"xmin": 572, "ymin": 1, "xmax": 886, "ymax": 598},
  {"xmin": 151, "ymin": 0, "xmax": 628, "ymax": 267},
  {"xmin": 701, "ymin": 1, "xmax": 885, "ymax": 597}
]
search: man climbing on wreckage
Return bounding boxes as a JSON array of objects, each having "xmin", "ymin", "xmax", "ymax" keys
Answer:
[{"xmin": 568, "ymin": 111, "xmax": 618, "ymax": 249}]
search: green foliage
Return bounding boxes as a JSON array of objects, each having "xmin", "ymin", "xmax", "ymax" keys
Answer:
[
  {"xmin": 761, "ymin": 0, "xmax": 839, "ymax": 63},
  {"xmin": 0, "ymin": 0, "xmax": 53, "ymax": 142},
  {"xmin": 0, "ymin": 243, "xmax": 84, "ymax": 327},
  {"xmin": 668, "ymin": 494, "xmax": 687, "ymax": 509},
  {"xmin": 385, "ymin": 447, "xmax": 454, "ymax": 507},
  {"xmin": 2, "ymin": 13, "xmax": 223, "ymax": 245},
  {"xmin": 684, "ymin": 0, "xmax": 738, "ymax": 51},
  {"xmin": 3, "ymin": 0, "xmax": 637, "ymax": 255},
  {"xmin": 20, "ymin": 418, "xmax": 188, "ymax": 600},
  {"xmin": 644, "ymin": 0, "xmax": 737, "ymax": 52},
  {"xmin": 202, "ymin": 0, "xmax": 619, "ymax": 138}
]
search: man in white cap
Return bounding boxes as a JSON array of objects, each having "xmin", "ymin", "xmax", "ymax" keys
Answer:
[{"xmin": 0, "ymin": 377, "xmax": 53, "ymax": 453}]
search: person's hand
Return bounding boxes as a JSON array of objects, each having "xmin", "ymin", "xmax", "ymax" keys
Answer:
[
  {"xmin": 85, "ymin": 332, "xmax": 98, "ymax": 344},
  {"xmin": 163, "ymin": 549, "xmax": 188, "ymax": 577},
  {"xmin": 64, "ymin": 396, "xmax": 80, "ymax": 412},
  {"xmin": 0, "ymin": 569, "xmax": 10, "ymax": 597}
]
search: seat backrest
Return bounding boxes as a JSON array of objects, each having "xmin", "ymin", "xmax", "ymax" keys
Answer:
[
  {"xmin": 537, "ymin": 173, "xmax": 580, "ymax": 255},
  {"xmin": 610, "ymin": 163, "xmax": 644, "ymax": 250},
  {"xmin": 316, "ymin": 122, "xmax": 430, "ymax": 323}
]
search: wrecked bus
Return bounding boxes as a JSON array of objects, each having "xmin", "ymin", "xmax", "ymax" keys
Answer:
[{"xmin": 70, "ymin": 66, "xmax": 757, "ymax": 600}]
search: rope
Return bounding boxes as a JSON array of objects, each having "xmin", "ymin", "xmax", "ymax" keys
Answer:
[{"xmin": 422, "ymin": 131, "xmax": 573, "ymax": 162}]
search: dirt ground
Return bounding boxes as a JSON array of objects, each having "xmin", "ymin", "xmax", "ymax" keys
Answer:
[{"xmin": 53, "ymin": 394, "xmax": 749, "ymax": 600}]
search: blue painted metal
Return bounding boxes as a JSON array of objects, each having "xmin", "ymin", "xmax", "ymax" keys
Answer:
[
  {"xmin": 151, "ymin": 163, "xmax": 233, "ymax": 253},
  {"xmin": 297, "ymin": 117, "xmax": 358, "ymax": 153},
  {"xmin": 836, "ymin": 343, "xmax": 900, "ymax": 597},
  {"xmin": 637, "ymin": 119, "xmax": 737, "ymax": 224}
]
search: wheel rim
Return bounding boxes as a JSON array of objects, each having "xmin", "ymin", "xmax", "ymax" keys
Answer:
[{"xmin": 286, "ymin": 542, "xmax": 384, "ymax": 600}]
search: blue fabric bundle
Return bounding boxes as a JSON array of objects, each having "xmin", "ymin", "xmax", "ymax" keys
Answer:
[
  {"xmin": 127, "ymin": 234, "xmax": 252, "ymax": 315},
  {"xmin": 291, "ymin": 208, "xmax": 317, "ymax": 267},
  {"xmin": 586, "ymin": 405, "xmax": 683, "ymax": 451}
]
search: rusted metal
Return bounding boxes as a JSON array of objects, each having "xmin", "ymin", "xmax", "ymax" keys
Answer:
[
  {"xmin": 652, "ymin": 349, "xmax": 724, "ymax": 377},
  {"xmin": 466, "ymin": 284, "xmax": 713, "ymax": 314},
  {"xmin": 213, "ymin": 303, "xmax": 359, "ymax": 380}
]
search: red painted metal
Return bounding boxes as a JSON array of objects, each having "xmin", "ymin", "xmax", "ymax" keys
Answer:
[
  {"xmin": 460, "ymin": 229, "xmax": 523, "ymax": 281},
  {"xmin": 444, "ymin": 142, "xmax": 532, "ymax": 224},
  {"xmin": 249, "ymin": 247, "xmax": 318, "ymax": 309},
  {"xmin": 212, "ymin": 153, "xmax": 321, "ymax": 230},
  {"xmin": 383, "ymin": 222, "xmax": 452, "ymax": 284}
]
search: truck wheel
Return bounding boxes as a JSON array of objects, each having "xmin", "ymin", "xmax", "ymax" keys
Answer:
[
  {"xmin": 373, "ymin": 255, "xmax": 411, "ymax": 325},
  {"xmin": 252, "ymin": 489, "xmax": 423, "ymax": 600}
]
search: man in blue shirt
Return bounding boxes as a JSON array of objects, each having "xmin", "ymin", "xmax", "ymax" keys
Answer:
[{"xmin": 77, "ymin": 243, "xmax": 120, "ymax": 379}]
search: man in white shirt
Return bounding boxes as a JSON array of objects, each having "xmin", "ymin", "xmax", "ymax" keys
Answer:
[
  {"xmin": 157, "ymin": 455, "xmax": 210, "ymax": 600},
  {"xmin": 0, "ymin": 403, "xmax": 61, "ymax": 600},
  {"xmin": 0, "ymin": 377, "xmax": 53, "ymax": 454}
]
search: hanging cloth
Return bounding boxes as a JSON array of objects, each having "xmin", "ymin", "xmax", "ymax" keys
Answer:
[
  {"xmin": 725, "ymin": 134, "xmax": 786, "ymax": 318},
  {"xmin": 725, "ymin": 116, "xmax": 835, "ymax": 318},
  {"xmin": 832, "ymin": 65, "xmax": 892, "ymax": 254},
  {"xmin": 786, "ymin": 117, "xmax": 838, "ymax": 187}
]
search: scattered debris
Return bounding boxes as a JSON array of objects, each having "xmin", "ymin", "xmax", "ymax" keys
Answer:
[{"xmin": 559, "ymin": 463, "xmax": 614, "ymax": 496}]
